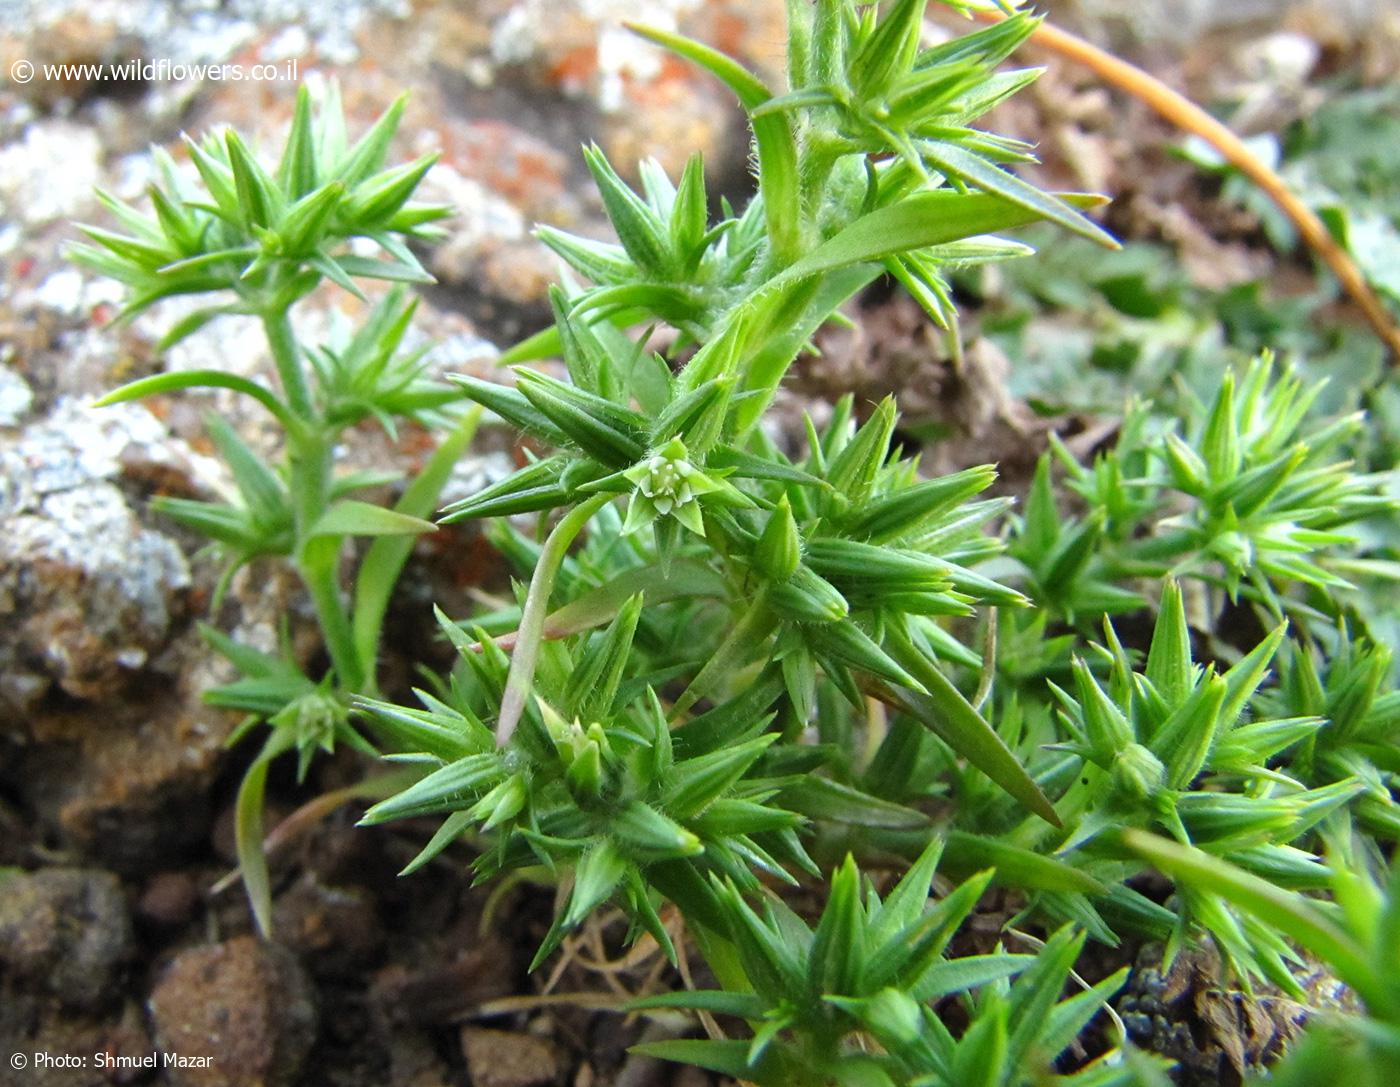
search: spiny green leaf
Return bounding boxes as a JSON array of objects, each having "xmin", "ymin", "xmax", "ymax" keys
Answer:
[
  {"xmin": 918, "ymin": 137, "xmax": 1118, "ymax": 247},
  {"xmin": 565, "ymin": 593, "xmax": 644, "ymax": 722},
  {"xmin": 358, "ymin": 753, "xmax": 502, "ymax": 824},
  {"xmin": 1145, "ymin": 581, "xmax": 1196, "ymax": 708},
  {"xmin": 885, "ymin": 623, "xmax": 1059, "ymax": 825},
  {"xmin": 775, "ymin": 191, "xmax": 1111, "ymax": 288}
]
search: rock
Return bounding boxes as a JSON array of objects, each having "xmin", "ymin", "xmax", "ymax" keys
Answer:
[
  {"xmin": 461, "ymin": 1027, "xmax": 564, "ymax": 1087},
  {"xmin": 379, "ymin": 1028, "xmax": 455, "ymax": 1087},
  {"xmin": 0, "ymin": 399, "xmax": 194, "ymax": 711},
  {"xmin": 0, "ymin": 0, "xmax": 409, "ymax": 87},
  {"xmin": 485, "ymin": 0, "xmax": 783, "ymax": 175},
  {"xmin": 148, "ymin": 936, "xmax": 318, "ymax": 1087},
  {"xmin": 0, "ymin": 795, "xmax": 32, "ymax": 868},
  {"xmin": 0, "ymin": 365, "xmax": 34, "ymax": 426},
  {"xmin": 1117, "ymin": 940, "xmax": 1359, "ymax": 1084},
  {"xmin": 0, "ymin": 10, "xmax": 132, "ymax": 110},
  {"xmin": 0, "ymin": 998, "xmax": 152, "ymax": 1087},
  {"xmin": 0, "ymin": 480, "xmax": 189, "ymax": 702},
  {"xmin": 137, "ymin": 870, "xmax": 201, "ymax": 930},
  {"xmin": 371, "ymin": 943, "xmax": 517, "ymax": 1028},
  {"xmin": 273, "ymin": 874, "xmax": 382, "ymax": 976},
  {"xmin": 0, "ymin": 393, "xmax": 242, "ymax": 871},
  {"xmin": 437, "ymin": 119, "xmax": 573, "ymax": 222},
  {"xmin": 13, "ymin": 681, "xmax": 237, "ymax": 873},
  {"xmin": 0, "ymin": 867, "xmax": 134, "ymax": 1009}
]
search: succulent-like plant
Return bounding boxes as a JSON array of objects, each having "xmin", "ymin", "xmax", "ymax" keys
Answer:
[{"xmin": 1011, "ymin": 353, "xmax": 1395, "ymax": 623}]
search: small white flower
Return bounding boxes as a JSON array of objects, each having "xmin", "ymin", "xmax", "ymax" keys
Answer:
[{"xmin": 622, "ymin": 437, "xmax": 720, "ymax": 536}]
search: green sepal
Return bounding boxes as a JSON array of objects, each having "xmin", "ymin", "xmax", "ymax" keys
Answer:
[{"xmin": 754, "ymin": 496, "xmax": 802, "ymax": 582}]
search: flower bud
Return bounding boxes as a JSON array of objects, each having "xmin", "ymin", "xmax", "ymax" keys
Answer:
[
  {"xmin": 770, "ymin": 565, "xmax": 849, "ymax": 623},
  {"xmin": 1111, "ymin": 742, "xmax": 1166, "ymax": 802},
  {"xmin": 755, "ymin": 496, "xmax": 802, "ymax": 581}
]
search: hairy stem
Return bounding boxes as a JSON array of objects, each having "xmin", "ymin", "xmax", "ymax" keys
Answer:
[
  {"xmin": 294, "ymin": 438, "xmax": 364, "ymax": 692},
  {"xmin": 262, "ymin": 308, "xmax": 315, "ymax": 419},
  {"xmin": 267, "ymin": 304, "xmax": 363, "ymax": 692}
]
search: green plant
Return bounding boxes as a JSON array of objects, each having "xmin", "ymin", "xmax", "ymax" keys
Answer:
[
  {"xmin": 78, "ymin": 85, "xmax": 477, "ymax": 933},
  {"xmin": 1257, "ymin": 632, "xmax": 1400, "ymax": 839},
  {"xmin": 1018, "ymin": 580, "xmax": 1359, "ymax": 988},
  {"xmin": 76, "ymin": 1, "xmax": 1400, "ymax": 1083},
  {"xmin": 359, "ymin": 0, "xmax": 1396, "ymax": 1079},
  {"xmin": 630, "ymin": 845, "xmax": 1168, "ymax": 1086},
  {"xmin": 1009, "ymin": 352, "xmax": 1393, "ymax": 622}
]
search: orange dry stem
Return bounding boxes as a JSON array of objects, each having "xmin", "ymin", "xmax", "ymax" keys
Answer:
[{"xmin": 977, "ymin": 9, "xmax": 1400, "ymax": 363}]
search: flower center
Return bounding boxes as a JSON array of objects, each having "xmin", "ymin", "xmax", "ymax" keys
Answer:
[{"xmin": 637, "ymin": 454, "xmax": 697, "ymax": 515}]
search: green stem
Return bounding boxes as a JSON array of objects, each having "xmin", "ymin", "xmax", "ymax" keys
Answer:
[
  {"xmin": 262, "ymin": 308, "xmax": 314, "ymax": 420},
  {"xmin": 265, "ymin": 303, "xmax": 363, "ymax": 692},
  {"xmin": 797, "ymin": 137, "xmax": 842, "ymax": 234},
  {"xmin": 495, "ymin": 494, "xmax": 611, "ymax": 746},
  {"xmin": 293, "ymin": 436, "xmax": 365, "ymax": 692},
  {"xmin": 671, "ymin": 584, "xmax": 774, "ymax": 718}
]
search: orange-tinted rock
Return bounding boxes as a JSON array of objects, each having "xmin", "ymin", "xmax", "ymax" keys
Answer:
[{"xmin": 148, "ymin": 937, "xmax": 318, "ymax": 1087}]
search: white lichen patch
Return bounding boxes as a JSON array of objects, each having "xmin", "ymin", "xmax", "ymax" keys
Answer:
[
  {"xmin": 490, "ymin": 0, "xmax": 702, "ymax": 111},
  {"xmin": 0, "ymin": 397, "xmax": 202, "ymax": 705},
  {"xmin": 0, "ymin": 365, "xmax": 33, "ymax": 427},
  {"xmin": 0, "ymin": 0, "xmax": 411, "ymax": 69},
  {"xmin": 0, "ymin": 121, "xmax": 102, "ymax": 226}
]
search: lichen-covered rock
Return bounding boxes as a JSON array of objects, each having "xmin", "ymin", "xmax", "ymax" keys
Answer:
[
  {"xmin": 0, "ymin": 0, "xmax": 407, "ymax": 88},
  {"xmin": 0, "ymin": 867, "xmax": 134, "ymax": 1009},
  {"xmin": 0, "ymin": 365, "xmax": 34, "ymax": 426},
  {"xmin": 0, "ymin": 395, "xmax": 250, "ymax": 870},
  {"xmin": 148, "ymin": 936, "xmax": 318, "ymax": 1087},
  {"xmin": 489, "ymin": 0, "xmax": 783, "ymax": 175},
  {"xmin": 0, "ymin": 399, "xmax": 196, "ymax": 711}
]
